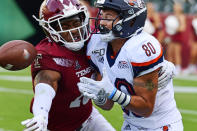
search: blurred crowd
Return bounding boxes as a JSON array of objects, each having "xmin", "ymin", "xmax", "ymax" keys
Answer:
[
  {"xmin": 84, "ymin": 0, "xmax": 197, "ymax": 76},
  {"xmin": 144, "ymin": 0, "xmax": 197, "ymax": 75},
  {"xmin": 148, "ymin": 0, "xmax": 197, "ymax": 14}
]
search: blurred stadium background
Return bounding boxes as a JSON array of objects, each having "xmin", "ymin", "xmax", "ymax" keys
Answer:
[{"xmin": 0, "ymin": 0, "xmax": 197, "ymax": 130}]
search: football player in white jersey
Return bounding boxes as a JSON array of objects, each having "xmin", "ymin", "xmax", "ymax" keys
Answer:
[{"xmin": 78, "ymin": 0, "xmax": 183, "ymax": 131}]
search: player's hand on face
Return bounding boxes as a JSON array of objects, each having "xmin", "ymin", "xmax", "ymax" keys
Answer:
[
  {"xmin": 78, "ymin": 68, "xmax": 116, "ymax": 99},
  {"xmin": 21, "ymin": 115, "xmax": 48, "ymax": 131},
  {"xmin": 158, "ymin": 60, "xmax": 176, "ymax": 89}
]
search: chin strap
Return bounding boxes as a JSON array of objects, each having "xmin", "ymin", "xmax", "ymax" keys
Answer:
[
  {"xmin": 100, "ymin": 31, "xmax": 116, "ymax": 42},
  {"xmin": 32, "ymin": 15, "xmax": 46, "ymax": 26}
]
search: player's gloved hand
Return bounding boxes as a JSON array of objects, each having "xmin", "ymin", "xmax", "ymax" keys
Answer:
[
  {"xmin": 21, "ymin": 115, "xmax": 48, "ymax": 131},
  {"xmin": 79, "ymin": 84, "xmax": 108, "ymax": 105},
  {"xmin": 93, "ymin": 88, "xmax": 108, "ymax": 105},
  {"xmin": 158, "ymin": 60, "xmax": 176, "ymax": 88},
  {"xmin": 78, "ymin": 68, "xmax": 117, "ymax": 100}
]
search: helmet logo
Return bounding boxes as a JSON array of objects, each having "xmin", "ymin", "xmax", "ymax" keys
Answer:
[
  {"xmin": 126, "ymin": 0, "xmax": 137, "ymax": 6},
  {"xmin": 124, "ymin": 0, "xmax": 145, "ymax": 8},
  {"xmin": 46, "ymin": 0, "xmax": 64, "ymax": 12},
  {"xmin": 46, "ymin": 0, "xmax": 80, "ymax": 13},
  {"xmin": 128, "ymin": 9, "xmax": 134, "ymax": 14},
  {"xmin": 115, "ymin": 25, "xmax": 122, "ymax": 31},
  {"xmin": 97, "ymin": 0, "xmax": 105, "ymax": 4}
]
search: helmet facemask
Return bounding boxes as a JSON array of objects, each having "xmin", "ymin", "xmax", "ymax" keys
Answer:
[
  {"xmin": 89, "ymin": 9, "xmax": 120, "ymax": 42},
  {"xmin": 89, "ymin": 0, "xmax": 147, "ymax": 42},
  {"xmin": 34, "ymin": 0, "xmax": 90, "ymax": 51},
  {"xmin": 44, "ymin": 11, "xmax": 90, "ymax": 51}
]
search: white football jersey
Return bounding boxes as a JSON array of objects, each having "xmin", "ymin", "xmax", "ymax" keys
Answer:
[{"xmin": 87, "ymin": 32, "xmax": 182, "ymax": 129}]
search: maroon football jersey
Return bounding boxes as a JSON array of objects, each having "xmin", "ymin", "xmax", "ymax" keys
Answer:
[{"xmin": 30, "ymin": 38, "xmax": 93, "ymax": 130}]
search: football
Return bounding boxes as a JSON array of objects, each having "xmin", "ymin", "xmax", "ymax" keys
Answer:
[{"xmin": 0, "ymin": 40, "xmax": 37, "ymax": 71}]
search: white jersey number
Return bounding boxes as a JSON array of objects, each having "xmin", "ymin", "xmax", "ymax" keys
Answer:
[
  {"xmin": 142, "ymin": 42, "xmax": 156, "ymax": 57},
  {"xmin": 69, "ymin": 94, "xmax": 89, "ymax": 108}
]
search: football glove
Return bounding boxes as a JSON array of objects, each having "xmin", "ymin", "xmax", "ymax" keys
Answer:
[
  {"xmin": 158, "ymin": 60, "xmax": 176, "ymax": 89},
  {"xmin": 78, "ymin": 68, "xmax": 117, "ymax": 99},
  {"xmin": 21, "ymin": 115, "xmax": 48, "ymax": 131},
  {"xmin": 78, "ymin": 68, "xmax": 131, "ymax": 107}
]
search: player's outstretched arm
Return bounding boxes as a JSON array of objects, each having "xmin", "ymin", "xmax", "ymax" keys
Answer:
[{"xmin": 21, "ymin": 70, "xmax": 61, "ymax": 131}]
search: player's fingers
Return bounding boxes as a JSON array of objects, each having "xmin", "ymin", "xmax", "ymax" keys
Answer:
[
  {"xmin": 165, "ymin": 60, "xmax": 177, "ymax": 76},
  {"xmin": 78, "ymin": 82, "xmax": 98, "ymax": 93},
  {"xmin": 159, "ymin": 66, "xmax": 167, "ymax": 76},
  {"xmin": 158, "ymin": 76, "xmax": 168, "ymax": 86},
  {"xmin": 25, "ymin": 118, "xmax": 37, "ymax": 128},
  {"xmin": 78, "ymin": 83, "xmax": 89, "ymax": 92},
  {"xmin": 24, "ymin": 123, "xmax": 38, "ymax": 131},
  {"xmin": 159, "ymin": 60, "xmax": 170, "ymax": 76},
  {"xmin": 158, "ymin": 79, "xmax": 169, "ymax": 88},
  {"xmin": 158, "ymin": 81, "xmax": 166, "ymax": 88},
  {"xmin": 21, "ymin": 119, "xmax": 31, "ymax": 126},
  {"xmin": 80, "ymin": 77, "xmax": 96, "ymax": 84},
  {"xmin": 83, "ymin": 92, "xmax": 97, "ymax": 99},
  {"xmin": 35, "ymin": 127, "xmax": 43, "ymax": 131},
  {"xmin": 158, "ymin": 72, "xmax": 167, "ymax": 81}
]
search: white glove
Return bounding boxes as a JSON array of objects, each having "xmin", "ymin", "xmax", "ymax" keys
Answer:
[
  {"xmin": 158, "ymin": 60, "xmax": 176, "ymax": 88},
  {"xmin": 21, "ymin": 115, "xmax": 48, "ymax": 131},
  {"xmin": 78, "ymin": 68, "xmax": 116, "ymax": 100}
]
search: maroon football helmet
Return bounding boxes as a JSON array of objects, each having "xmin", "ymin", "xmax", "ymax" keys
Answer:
[{"xmin": 33, "ymin": 0, "xmax": 90, "ymax": 51}]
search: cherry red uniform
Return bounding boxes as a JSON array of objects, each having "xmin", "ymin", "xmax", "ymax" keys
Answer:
[
  {"xmin": 30, "ymin": 38, "xmax": 93, "ymax": 130},
  {"xmin": 170, "ymin": 27, "xmax": 186, "ymax": 44},
  {"xmin": 149, "ymin": 18, "xmax": 160, "ymax": 38},
  {"xmin": 170, "ymin": 32, "xmax": 183, "ymax": 43}
]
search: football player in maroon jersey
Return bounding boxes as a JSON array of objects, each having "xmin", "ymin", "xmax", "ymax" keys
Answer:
[{"xmin": 21, "ymin": 0, "xmax": 115, "ymax": 130}]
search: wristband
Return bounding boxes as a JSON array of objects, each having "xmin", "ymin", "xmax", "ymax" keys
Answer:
[
  {"xmin": 108, "ymin": 88, "xmax": 117, "ymax": 99},
  {"xmin": 111, "ymin": 90, "xmax": 131, "ymax": 107}
]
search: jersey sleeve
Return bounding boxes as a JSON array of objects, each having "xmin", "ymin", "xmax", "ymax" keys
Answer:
[
  {"xmin": 127, "ymin": 36, "xmax": 164, "ymax": 77},
  {"xmin": 86, "ymin": 35, "xmax": 100, "ymax": 72},
  {"xmin": 31, "ymin": 50, "xmax": 61, "ymax": 79}
]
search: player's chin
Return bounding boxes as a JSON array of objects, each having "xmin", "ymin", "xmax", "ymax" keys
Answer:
[{"xmin": 67, "ymin": 38, "xmax": 82, "ymax": 43}]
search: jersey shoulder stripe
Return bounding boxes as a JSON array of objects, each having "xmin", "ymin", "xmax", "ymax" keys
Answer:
[
  {"xmin": 132, "ymin": 55, "xmax": 164, "ymax": 77},
  {"xmin": 123, "ymin": 32, "xmax": 164, "ymax": 77},
  {"xmin": 131, "ymin": 46, "xmax": 163, "ymax": 67}
]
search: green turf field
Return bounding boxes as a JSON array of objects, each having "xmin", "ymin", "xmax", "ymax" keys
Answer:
[{"xmin": 0, "ymin": 67, "xmax": 197, "ymax": 131}]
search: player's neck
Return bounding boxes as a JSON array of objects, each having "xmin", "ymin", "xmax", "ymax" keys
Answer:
[{"xmin": 109, "ymin": 38, "xmax": 127, "ymax": 53}]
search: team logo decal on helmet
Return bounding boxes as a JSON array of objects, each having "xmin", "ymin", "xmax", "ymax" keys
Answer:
[
  {"xmin": 46, "ymin": 0, "xmax": 80, "ymax": 12},
  {"xmin": 96, "ymin": 0, "xmax": 105, "ymax": 4},
  {"xmin": 42, "ymin": 0, "xmax": 80, "ymax": 20},
  {"xmin": 124, "ymin": 0, "xmax": 145, "ymax": 8}
]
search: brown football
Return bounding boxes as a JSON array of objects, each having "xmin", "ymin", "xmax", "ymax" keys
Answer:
[{"xmin": 0, "ymin": 40, "xmax": 37, "ymax": 71}]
